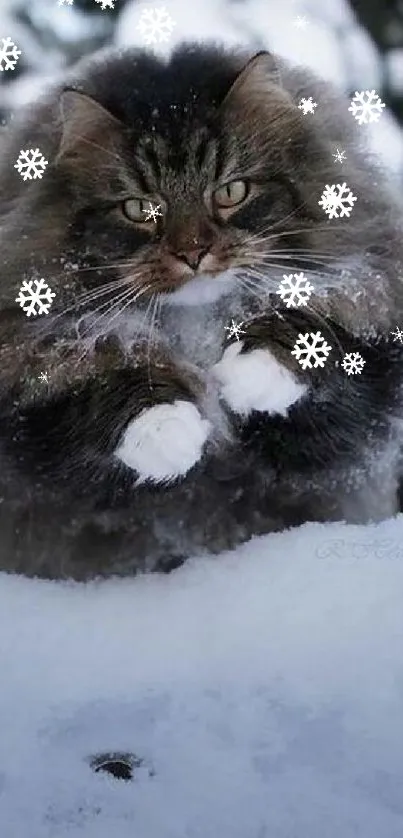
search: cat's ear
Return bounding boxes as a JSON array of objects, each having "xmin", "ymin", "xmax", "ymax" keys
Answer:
[
  {"xmin": 56, "ymin": 89, "xmax": 123, "ymax": 164},
  {"xmin": 221, "ymin": 51, "xmax": 298, "ymax": 143},
  {"xmin": 221, "ymin": 51, "xmax": 291, "ymax": 112}
]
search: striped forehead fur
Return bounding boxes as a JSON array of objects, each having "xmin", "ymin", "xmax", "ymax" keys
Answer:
[{"xmin": 135, "ymin": 130, "xmax": 221, "ymax": 196}]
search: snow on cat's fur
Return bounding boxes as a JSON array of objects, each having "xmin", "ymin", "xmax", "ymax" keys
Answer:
[{"xmin": 1, "ymin": 43, "xmax": 403, "ymax": 580}]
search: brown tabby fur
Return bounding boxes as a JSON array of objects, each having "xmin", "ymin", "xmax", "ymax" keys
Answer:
[{"xmin": 0, "ymin": 44, "xmax": 402, "ymax": 579}]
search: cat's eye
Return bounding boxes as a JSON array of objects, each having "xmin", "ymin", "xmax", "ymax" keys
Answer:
[
  {"xmin": 122, "ymin": 198, "xmax": 160, "ymax": 223},
  {"xmin": 213, "ymin": 180, "xmax": 249, "ymax": 209}
]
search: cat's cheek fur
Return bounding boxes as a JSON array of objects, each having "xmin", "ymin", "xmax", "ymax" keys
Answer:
[
  {"xmin": 212, "ymin": 342, "xmax": 308, "ymax": 417},
  {"xmin": 114, "ymin": 400, "xmax": 212, "ymax": 485}
]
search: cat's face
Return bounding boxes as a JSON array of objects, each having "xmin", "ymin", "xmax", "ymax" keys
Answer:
[{"xmin": 52, "ymin": 48, "xmax": 332, "ymax": 312}]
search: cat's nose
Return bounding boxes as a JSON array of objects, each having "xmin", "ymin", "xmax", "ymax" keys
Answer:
[{"xmin": 172, "ymin": 246, "xmax": 210, "ymax": 271}]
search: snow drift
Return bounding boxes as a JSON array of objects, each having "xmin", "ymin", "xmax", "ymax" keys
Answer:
[{"xmin": 1, "ymin": 516, "xmax": 403, "ymax": 837}]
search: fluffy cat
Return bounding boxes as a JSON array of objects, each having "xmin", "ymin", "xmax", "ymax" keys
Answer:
[{"xmin": 0, "ymin": 43, "xmax": 402, "ymax": 580}]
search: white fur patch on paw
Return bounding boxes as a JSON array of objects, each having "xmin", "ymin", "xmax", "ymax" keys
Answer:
[
  {"xmin": 212, "ymin": 342, "xmax": 307, "ymax": 417},
  {"xmin": 115, "ymin": 400, "xmax": 212, "ymax": 485}
]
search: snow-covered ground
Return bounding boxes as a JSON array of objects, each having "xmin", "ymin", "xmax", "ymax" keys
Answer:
[{"xmin": 1, "ymin": 517, "xmax": 403, "ymax": 837}]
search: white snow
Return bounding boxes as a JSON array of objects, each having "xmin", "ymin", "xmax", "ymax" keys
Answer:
[
  {"xmin": 212, "ymin": 342, "xmax": 307, "ymax": 416},
  {"xmin": 115, "ymin": 400, "xmax": 212, "ymax": 483},
  {"xmin": 1, "ymin": 516, "xmax": 403, "ymax": 836}
]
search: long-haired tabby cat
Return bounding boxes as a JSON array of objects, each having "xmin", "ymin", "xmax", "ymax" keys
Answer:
[{"xmin": 0, "ymin": 44, "xmax": 403, "ymax": 580}]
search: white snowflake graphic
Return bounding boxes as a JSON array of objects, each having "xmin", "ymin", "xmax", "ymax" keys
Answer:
[
  {"xmin": 16, "ymin": 279, "xmax": 56, "ymax": 317},
  {"xmin": 294, "ymin": 15, "xmax": 308, "ymax": 29},
  {"xmin": 58, "ymin": 0, "xmax": 74, "ymax": 5},
  {"xmin": 38, "ymin": 371, "xmax": 49, "ymax": 383},
  {"xmin": 318, "ymin": 183, "xmax": 357, "ymax": 219},
  {"xmin": 348, "ymin": 90, "xmax": 385, "ymax": 125},
  {"xmin": 142, "ymin": 202, "xmax": 163, "ymax": 223},
  {"xmin": 391, "ymin": 327, "xmax": 403, "ymax": 344},
  {"xmin": 291, "ymin": 331, "xmax": 332, "ymax": 370},
  {"xmin": 333, "ymin": 148, "xmax": 346, "ymax": 164},
  {"xmin": 276, "ymin": 273, "xmax": 314, "ymax": 308},
  {"xmin": 225, "ymin": 320, "xmax": 245, "ymax": 341},
  {"xmin": 298, "ymin": 96, "xmax": 317, "ymax": 115},
  {"xmin": 0, "ymin": 37, "xmax": 22, "ymax": 71},
  {"xmin": 94, "ymin": 0, "xmax": 114, "ymax": 8},
  {"xmin": 14, "ymin": 148, "xmax": 49, "ymax": 181},
  {"xmin": 341, "ymin": 352, "xmax": 366, "ymax": 375},
  {"xmin": 136, "ymin": 6, "xmax": 176, "ymax": 44}
]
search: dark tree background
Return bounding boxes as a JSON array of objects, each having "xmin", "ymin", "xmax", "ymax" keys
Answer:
[{"xmin": 349, "ymin": 0, "xmax": 403, "ymax": 126}]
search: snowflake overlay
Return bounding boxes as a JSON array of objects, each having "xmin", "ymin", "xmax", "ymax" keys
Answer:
[
  {"xmin": 291, "ymin": 332, "xmax": 332, "ymax": 370},
  {"xmin": 341, "ymin": 352, "xmax": 366, "ymax": 376},
  {"xmin": 94, "ymin": 0, "xmax": 115, "ymax": 9},
  {"xmin": 0, "ymin": 37, "xmax": 22, "ymax": 71},
  {"xmin": 38, "ymin": 372, "xmax": 49, "ymax": 384},
  {"xmin": 348, "ymin": 90, "xmax": 385, "ymax": 125},
  {"xmin": 136, "ymin": 6, "xmax": 176, "ymax": 44},
  {"xmin": 391, "ymin": 327, "xmax": 403, "ymax": 344},
  {"xmin": 318, "ymin": 183, "xmax": 357, "ymax": 219},
  {"xmin": 14, "ymin": 149, "xmax": 49, "ymax": 181},
  {"xmin": 333, "ymin": 148, "xmax": 346, "ymax": 164},
  {"xmin": 225, "ymin": 320, "xmax": 245, "ymax": 341},
  {"xmin": 298, "ymin": 97, "xmax": 317, "ymax": 115},
  {"xmin": 276, "ymin": 273, "xmax": 314, "ymax": 308},
  {"xmin": 16, "ymin": 279, "xmax": 55, "ymax": 317},
  {"xmin": 142, "ymin": 202, "xmax": 163, "ymax": 223},
  {"xmin": 58, "ymin": 0, "xmax": 74, "ymax": 5}
]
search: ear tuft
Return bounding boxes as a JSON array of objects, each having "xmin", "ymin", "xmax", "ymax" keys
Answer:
[{"xmin": 241, "ymin": 51, "xmax": 282, "ymax": 85}]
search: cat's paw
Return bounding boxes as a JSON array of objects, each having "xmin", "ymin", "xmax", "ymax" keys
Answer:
[
  {"xmin": 212, "ymin": 341, "xmax": 307, "ymax": 417},
  {"xmin": 115, "ymin": 400, "xmax": 212, "ymax": 484}
]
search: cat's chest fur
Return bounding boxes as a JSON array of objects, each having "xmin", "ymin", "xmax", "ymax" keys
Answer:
[
  {"xmin": 160, "ymin": 303, "xmax": 231, "ymax": 368},
  {"xmin": 113, "ymin": 285, "xmax": 252, "ymax": 371}
]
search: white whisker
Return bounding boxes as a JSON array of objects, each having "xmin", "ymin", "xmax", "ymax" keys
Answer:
[
  {"xmin": 36, "ymin": 276, "xmax": 135, "ymax": 337},
  {"xmin": 75, "ymin": 284, "xmax": 141, "ymax": 343},
  {"xmin": 74, "ymin": 284, "xmax": 153, "ymax": 367}
]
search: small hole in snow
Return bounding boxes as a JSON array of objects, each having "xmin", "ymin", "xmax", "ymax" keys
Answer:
[
  {"xmin": 90, "ymin": 753, "xmax": 136, "ymax": 781},
  {"xmin": 89, "ymin": 752, "xmax": 154, "ymax": 782}
]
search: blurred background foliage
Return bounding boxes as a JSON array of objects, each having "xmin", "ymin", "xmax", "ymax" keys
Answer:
[
  {"xmin": 1, "ymin": 0, "xmax": 403, "ymax": 116},
  {"xmin": 349, "ymin": 0, "xmax": 403, "ymax": 125}
]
